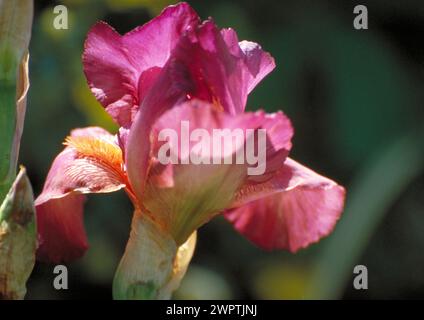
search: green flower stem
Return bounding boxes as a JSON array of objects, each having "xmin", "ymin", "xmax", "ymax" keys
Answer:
[
  {"xmin": 113, "ymin": 212, "xmax": 178, "ymax": 300},
  {"xmin": 0, "ymin": 80, "xmax": 17, "ymax": 201}
]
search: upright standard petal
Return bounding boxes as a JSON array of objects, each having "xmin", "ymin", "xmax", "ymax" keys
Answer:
[
  {"xmin": 140, "ymin": 100, "xmax": 293, "ymax": 245},
  {"xmin": 82, "ymin": 3, "xmax": 199, "ymax": 127},
  {"xmin": 138, "ymin": 20, "xmax": 275, "ymax": 117},
  {"xmin": 225, "ymin": 158, "xmax": 346, "ymax": 252},
  {"xmin": 35, "ymin": 127, "xmax": 127, "ymax": 263},
  {"xmin": 126, "ymin": 19, "xmax": 276, "ymax": 198},
  {"xmin": 220, "ymin": 28, "xmax": 275, "ymax": 94}
]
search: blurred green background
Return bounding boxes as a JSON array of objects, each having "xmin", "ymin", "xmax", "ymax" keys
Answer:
[{"xmin": 23, "ymin": 0, "xmax": 424, "ymax": 299}]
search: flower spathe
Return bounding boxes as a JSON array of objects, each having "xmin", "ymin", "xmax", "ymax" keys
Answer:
[{"xmin": 35, "ymin": 2, "xmax": 346, "ymax": 298}]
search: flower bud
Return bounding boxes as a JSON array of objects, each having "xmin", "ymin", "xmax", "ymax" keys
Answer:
[{"xmin": 0, "ymin": 167, "xmax": 36, "ymax": 299}]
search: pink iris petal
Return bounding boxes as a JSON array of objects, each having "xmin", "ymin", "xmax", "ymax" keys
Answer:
[
  {"xmin": 36, "ymin": 194, "xmax": 86, "ymax": 263},
  {"xmin": 137, "ymin": 19, "xmax": 275, "ymax": 118},
  {"xmin": 126, "ymin": 19, "xmax": 276, "ymax": 199},
  {"xmin": 220, "ymin": 28, "xmax": 275, "ymax": 94},
  {"xmin": 83, "ymin": 2, "xmax": 199, "ymax": 127},
  {"xmin": 35, "ymin": 127, "xmax": 126, "ymax": 263},
  {"xmin": 225, "ymin": 158, "xmax": 346, "ymax": 252},
  {"xmin": 141, "ymin": 100, "xmax": 293, "ymax": 244}
]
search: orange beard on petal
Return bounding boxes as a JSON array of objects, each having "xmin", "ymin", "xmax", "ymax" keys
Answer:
[
  {"xmin": 63, "ymin": 135, "xmax": 137, "ymax": 203},
  {"xmin": 211, "ymin": 96, "xmax": 224, "ymax": 112}
]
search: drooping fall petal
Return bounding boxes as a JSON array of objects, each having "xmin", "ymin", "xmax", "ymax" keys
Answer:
[
  {"xmin": 35, "ymin": 127, "xmax": 127, "ymax": 263},
  {"xmin": 82, "ymin": 3, "xmax": 199, "ymax": 127},
  {"xmin": 139, "ymin": 100, "xmax": 293, "ymax": 244},
  {"xmin": 36, "ymin": 194, "xmax": 86, "ymax": 263},
  {"xmin": 225, "ymin": 158, "xmax": 346, "ymax": 252}
]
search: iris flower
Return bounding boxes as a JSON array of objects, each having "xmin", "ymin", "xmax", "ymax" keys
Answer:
[{"xmin": 35, "ymin": 2, "xmax": 345, "ymax": 299}]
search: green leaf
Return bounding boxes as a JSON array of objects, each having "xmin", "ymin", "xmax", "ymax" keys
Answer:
[
  {"xmin": 0, "ymin": 0, "xmax": 33, "ymax": 201},
  {"xmin": 0, "ymin": 80, "xmax": 16, "ymax": 199}
]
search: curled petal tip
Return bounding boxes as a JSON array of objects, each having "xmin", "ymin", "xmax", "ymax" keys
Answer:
[{"xmin": 226, "ymin": 158, "xmax": 346, "ymax": 252}]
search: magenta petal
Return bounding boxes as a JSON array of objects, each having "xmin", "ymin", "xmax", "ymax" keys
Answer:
[
  {"xmin": 83, "ymin": 22, "xmax": 138, "ymax": 127},
  {"xmin": 221, "ymin": 28, "xmax": 275, "ymax": 94},
  {"xmin": 126, "ymin": 20, "xmax": 277, "ymax": 196},
  {"xmin": 139, "ymin": 100, "xmax": 293, "ymax": 244},
  {"xmin": 136, "ymin": 19, "xmax": 276, "ymax": 120},
  {"xmin": 225, "ymin": 158, "xmax": 346, "ymax": 252},
  {"xmin": 239, "ymin": 40, "xmax": 276, "ymax": 93},
  {"xmin": 35, "ymin": 128, "xmax": 124, "ymax": 204},
  {"xmin": 36, "ymin": 194, "xmax": 87, "ymax": 263},
  {"xmin": 83, "ymin": 3, "xmax": 199, "ymax": 127},
  {"xmin": 34, "ymin": 127, "xmax": 126, "ymax": 263}
]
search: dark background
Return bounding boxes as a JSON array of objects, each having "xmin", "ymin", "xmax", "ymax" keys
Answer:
[{"xmin": 23, "ymin": 0, "xmax": 424, "ymax": 299}]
